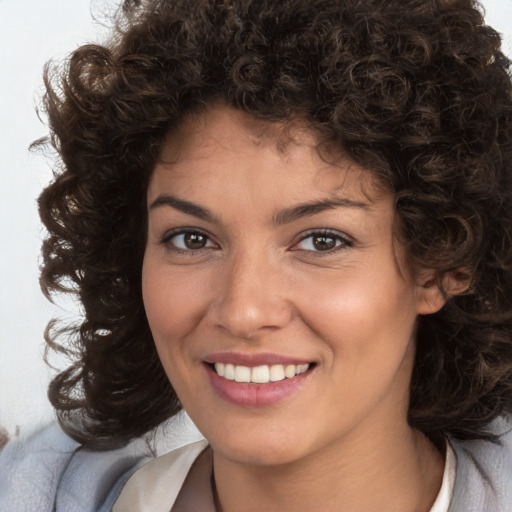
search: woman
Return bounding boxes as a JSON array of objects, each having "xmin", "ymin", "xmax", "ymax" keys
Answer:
[{"xmin": 1, "ymin": 0, "xmax": 511, "ymax": 510}]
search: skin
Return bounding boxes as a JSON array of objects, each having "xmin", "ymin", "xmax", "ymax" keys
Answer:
[{"xmin": 142, "ymin": 106, "xmax": 445, "ymax": 512}]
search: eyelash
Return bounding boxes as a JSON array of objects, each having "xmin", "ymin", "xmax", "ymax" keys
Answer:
[
  {"xmin": 160, "ymin": 228, "xmax": 217, "ymax": 255},
  {"xmin": 292, "ymin": 229, "xmax": 353, "ymax": 254},
  {"xmin": 159, "ymin": 228, "xmax": 353, "ymax": 255}
]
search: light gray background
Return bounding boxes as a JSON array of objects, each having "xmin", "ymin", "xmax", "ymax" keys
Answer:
[{"xmin": 1, "ymin": 0, "xmax": 512, "ymax": 440}]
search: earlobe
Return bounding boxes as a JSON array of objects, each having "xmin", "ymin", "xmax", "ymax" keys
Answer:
[
  {"xmin": 416, "ymin": 278, "xmax": 446, "ymax": 315},
  {"xmin": 416, "ymin": 269, "xmax": 471, "ymax": 315}
]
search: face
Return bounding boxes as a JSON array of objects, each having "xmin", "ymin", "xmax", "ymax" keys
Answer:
[{"xmin": 142, "ymin": 106, "xmax": 438, "ymax": 467}]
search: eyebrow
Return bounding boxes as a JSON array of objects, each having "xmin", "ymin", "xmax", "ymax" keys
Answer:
[
  {"xmin": 148, "ymin": 194, "xmax": 369, "ymax": 225},
  {"xmin": 149, "ymin": 195, "xmax": 218, "ymax": 223},
  {"xmin": 273, "ymin": 197, "xmax": 370, "ymax": 225}
]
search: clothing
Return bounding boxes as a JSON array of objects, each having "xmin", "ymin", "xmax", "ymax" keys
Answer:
[
  {"xmin": 430, "ymin": 442, "xmax": 456, "ymax": 512},
  {"xmin": 113, "ymin": 439, "xmax": 456, "ymax": 512},
  {"xmin": 113, "ymin": 440, "xmax": 212, "ymax": 511},
  {"xmin": 0, "ymin": 424, "xmax": 152, "ymax": 512},
  {"xmin": 0, "ymin": 420, "xmax": 511, "ymax": 511}
]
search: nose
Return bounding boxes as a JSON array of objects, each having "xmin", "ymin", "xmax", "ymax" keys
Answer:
[{"xmin": 209, "ymin": 248, "xmax": 293, "ymax": 340}]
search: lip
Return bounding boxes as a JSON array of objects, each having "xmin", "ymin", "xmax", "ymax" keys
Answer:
[
  {"xmin": 204, "ymin": 351, "xmax": 313, "ymax": 367},
  {"xmin": 203, "ymin": 356, "xmax": 314, "ymax": 407}
]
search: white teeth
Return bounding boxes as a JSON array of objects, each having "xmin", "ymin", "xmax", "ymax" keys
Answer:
[
  {"xmin": 215, "ymin": 362, "xmax": 225, "ymax": 377},
  {"xmin": 234, "ymin": 365, "xmax": 251, "ymax": 383},
  {"xmin": 251, "ymin": 365, "xmax": 270, "ymax": 383},
  {"xmin": 214, "ymin": 362, "xmax": 310, "ymax": 383},
  {"xmin": 284, "ymin": 364, "xmax": 296, "ymax": 378},
  {"xmin": 224, "ymin": 363, "xmax": 235, "ymax": 380},
  {"xmin": 269, "ymin": 364, "xmax": 286, "ymax": 382},
  {"xmin": 297, "ymin": 364, "xmax": 309, "ymax": 374}
]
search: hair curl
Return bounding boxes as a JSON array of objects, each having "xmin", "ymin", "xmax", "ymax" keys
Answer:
[{"xmin": 37, "ymin": 0, "xmax": 512, "ymax": 449}]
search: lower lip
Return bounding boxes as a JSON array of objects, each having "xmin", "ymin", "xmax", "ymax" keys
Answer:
[{"xmin": 205, "ymin": 364, "xmax": 312, "ymax": 407}]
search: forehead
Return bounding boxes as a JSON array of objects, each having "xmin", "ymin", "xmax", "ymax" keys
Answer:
[
  {"xmin": 153, "ymin": 106, "xmax": 387, "ymax": 203},
  {"xmin": 162, "ymin": 107, "xmax": 314, "ymax": 156}
]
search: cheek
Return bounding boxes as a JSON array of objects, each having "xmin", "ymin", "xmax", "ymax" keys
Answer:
[
  {"xmin": 141, "ymin": 257, "xmax": 222, "ymax": 399},
  {"xmin": 295, "ymin": 267, "xmax": 418, "ymax": 360},
  {"xmin": 142, "ymin": 258, "xmax": 207, "ymax": 338},
  {"xmin": 296, "ymin": 271, "xmax": 418, "ymax": 418},
  {"xmin": 142, "ymin": 261, "xmax": 207, "ymax": 398},
  {"xmin": 142, "ymin": 262, "xmax": 188, "ymax": 371}
]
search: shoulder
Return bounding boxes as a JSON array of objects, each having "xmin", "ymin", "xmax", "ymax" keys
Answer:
[
  {"xmin": 112, "ymin": 439, "xmax": 209, "ymax": 512},
  {"xmin": 0, "ymin": 423, "xmax": 152, "ymax": 512},
  {"xmin": 449, "ymin": 416, "xmax": 512, "ymax": 512}
]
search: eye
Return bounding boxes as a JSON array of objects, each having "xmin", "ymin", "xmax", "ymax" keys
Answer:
[
  {"xmin": 162, "ymin": 229, "xmax": 216, "ymax": 251},
  {"xmin": 292, "ymin": 230, "xmax": 352, "ymax": 253}
]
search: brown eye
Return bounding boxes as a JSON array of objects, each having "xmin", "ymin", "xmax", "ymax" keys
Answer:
[
  {"xmin": 183, "ymin": 232, "xmax": 207, "ymax": 249},
  {"xmin": 163, "ymin": 230, "xmax": 215, "ymax": 251},
  {"xmin": 312, "ymin": 235, "xmax": 337, "ymax": 251},
  {"xmin": 293, "ymin": 230, "xmax": 352, "ymax": 253}
]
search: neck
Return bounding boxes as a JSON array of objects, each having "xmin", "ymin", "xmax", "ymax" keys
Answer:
[{"xmin": 212, "ymin": 424, "xmax": 444, "ymax": 512}]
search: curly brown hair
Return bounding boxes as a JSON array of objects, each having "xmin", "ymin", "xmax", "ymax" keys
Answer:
[{"xmin": 37, "ymin": 0, "xmax": 512, "ymax": 449}]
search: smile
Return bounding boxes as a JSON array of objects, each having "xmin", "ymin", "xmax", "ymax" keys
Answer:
[
  {"xmin": 205, "ymin": 357, "xmax": 315, "ymax": 407},
  {"xmin": 214, "ymin": 363, "xmax": 310, "ymax": 384}
]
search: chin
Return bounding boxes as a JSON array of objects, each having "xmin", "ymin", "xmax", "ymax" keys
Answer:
[
  {"xmin": 215, "ymin": 442, "xmax": 302, "ymax": 467},
  {"xmin": 206, "ymin": 426, "xmax": 312, "ymax": 467}
]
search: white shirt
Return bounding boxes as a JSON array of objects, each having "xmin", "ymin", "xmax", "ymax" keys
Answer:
[{"xmin": 113, "ymin": 439, "xmax": 456, "ymax": 512}]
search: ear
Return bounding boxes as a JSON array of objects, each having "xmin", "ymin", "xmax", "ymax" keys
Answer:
[{"xmin": 416, "ymin": 269, "xmax": 471, "ymax": 315}]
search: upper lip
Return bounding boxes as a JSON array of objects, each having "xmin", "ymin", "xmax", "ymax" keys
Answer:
[{"xmin": 204, "ymin": 352, "xmax": 313, "ymax": 367}]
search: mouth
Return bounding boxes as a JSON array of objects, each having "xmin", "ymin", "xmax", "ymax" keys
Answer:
[
  {"xmin": 210, "ymin": 362, "xmax": 312, "ymax": 384},
  {"xmin": 203, "ymin": 352, "xmax": 316, "ymax": 406}
]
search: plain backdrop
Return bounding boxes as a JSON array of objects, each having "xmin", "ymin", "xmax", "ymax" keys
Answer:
[{"xmin": 1, "ymin": 0, "xmax": 512, "ymax": 440}]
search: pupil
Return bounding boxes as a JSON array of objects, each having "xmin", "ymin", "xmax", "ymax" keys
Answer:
[
  {"xmin": 184, "ymin": 233, "xmax": 206, "ymax": 249},
  {"xmin": 313, "ymin": 235, "xmax": 336, "ymax": 251}
]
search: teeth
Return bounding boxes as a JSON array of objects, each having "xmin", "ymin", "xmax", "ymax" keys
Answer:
[
  {"xmin": 224, "ymin": 363, "xmax": 235, "ymax": 380},
  {"xmin": 269, "ymin": 364, "xmax": 285, "ymax": 382},
  {"xmin": 251, "ymin": 365, "xmax": 270, "ymax": 383},
  {"xmin": 214, "ymin": 363, "xmax": 310, "ymax": 383},
  {"xmin": 284, "ymin": 364, "xmax": 296, "ymax": 378},
  {"xmin": 297, "ymin": 364, "xmax": 309, "ymax": 374},
  {"xmin": 216, "ymin": 362, "xmax": 225, "ymax": 377},
  {"xmin": 234, "ymin": 365, "xmax": 251, "ymax": 383}
]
